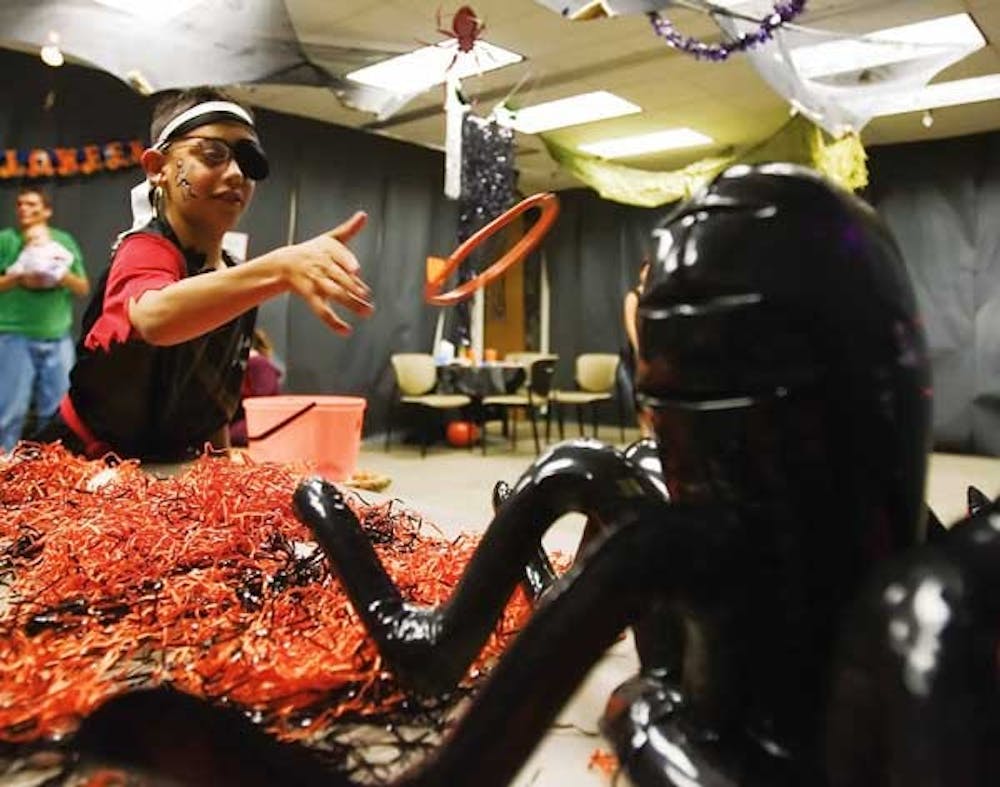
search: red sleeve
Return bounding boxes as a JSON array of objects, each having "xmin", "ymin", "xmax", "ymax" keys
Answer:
[{"xmin": 84, "ymin": 234, "xmax": 186, "ymax": 351}]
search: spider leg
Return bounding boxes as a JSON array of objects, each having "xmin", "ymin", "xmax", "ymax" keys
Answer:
[
  {"xmin": 493, "ymin": 479, "xmax": 558, "ymax": 601},
  {"xmin": 72, "ymin": 509, "xmax": 736, "ymax": 787},
  {"xmin": 293, "ymin": 440, "xmax": 668, "ymax": 696},
  {"xmin": 469, "ymin": 44, "xmax": 499, "ymax": 78},
  {"xmin": 73, "ymin": 688, "xmax": 339, "ymax": 787},
  {"xmin": 474, "ymin": 41, "xmax": 499, "ymax": 69},
  {"xmin": 417, "ymin": 508, "xmax": 737, "ymax": 787}
]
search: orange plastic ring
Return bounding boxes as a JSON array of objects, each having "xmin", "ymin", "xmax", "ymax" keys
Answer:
[{"xmin": 424, "ymin": 192, "xmax": 560, "ymax": 307}]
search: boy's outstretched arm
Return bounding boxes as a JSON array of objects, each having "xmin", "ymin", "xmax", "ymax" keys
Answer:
[{"xmin": 129, "ymin": 212, "xmax": 374, "ymax": 346}]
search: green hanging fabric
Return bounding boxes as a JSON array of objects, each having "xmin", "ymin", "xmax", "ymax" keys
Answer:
[{"xmin": 540, "ymin": 114, "xmax": 868, "ymax": 208}]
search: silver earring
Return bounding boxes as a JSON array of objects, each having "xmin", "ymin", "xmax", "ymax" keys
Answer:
[{"xmin": 152, "ymin": 184, "xmax": 165, "ymax": 218}]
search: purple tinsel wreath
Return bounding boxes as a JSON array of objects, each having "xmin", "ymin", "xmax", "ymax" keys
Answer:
[{"xmin": 648, "ymin": 0, "xmax": 807, "ymax": 61}]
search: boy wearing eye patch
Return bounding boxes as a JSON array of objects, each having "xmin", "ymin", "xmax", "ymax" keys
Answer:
[{"xmin": 38, "ymin": 87, "xmax": 374, "ymax": 462}]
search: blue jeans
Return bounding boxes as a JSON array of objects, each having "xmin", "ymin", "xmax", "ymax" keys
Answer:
[{"xmin": 0, "ymin": 333, "xmax": 75, "ymax": 450}]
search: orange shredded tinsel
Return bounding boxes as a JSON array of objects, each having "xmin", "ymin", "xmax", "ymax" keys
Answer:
[
  {"xmin": 588, "ymin": 747, "xmax": 618, "ymax": 777},
  {"xmin": 0, "ymin": 443, "xmax": 532, "ymax": 743}
]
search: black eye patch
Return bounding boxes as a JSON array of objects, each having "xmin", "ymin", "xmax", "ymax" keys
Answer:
[{"xmin": 233, "ymin": 138, "xmax": 269, "ymax": 181}]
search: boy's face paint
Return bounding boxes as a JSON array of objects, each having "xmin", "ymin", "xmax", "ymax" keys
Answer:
[
  {"xmin": 175, "ymin": 161, "xmax": 198, "ymax": 200},
  {"xmin": 161, "ymin": 121, "xmax": 257, "ymax": 230}
]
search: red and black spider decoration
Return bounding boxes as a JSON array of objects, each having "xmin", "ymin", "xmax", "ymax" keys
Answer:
[{"xmin": 436, "ymin": 5, "xmax": 487, "ymax": 71}]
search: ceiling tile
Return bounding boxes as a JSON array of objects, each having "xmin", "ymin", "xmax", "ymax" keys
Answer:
[{"xmin": 266, "ymin": 0, "xmax": 1000, "ymax": 191}]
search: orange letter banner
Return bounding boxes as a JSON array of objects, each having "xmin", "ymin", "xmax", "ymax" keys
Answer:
[{"xmin": 0, "ymin": 139, "xmax": 143, "ymax": 180}]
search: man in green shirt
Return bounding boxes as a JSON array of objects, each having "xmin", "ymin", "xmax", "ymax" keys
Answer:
[{"xmin": 0, "ymin": 186, "xmax": 89, "ymax": 450}]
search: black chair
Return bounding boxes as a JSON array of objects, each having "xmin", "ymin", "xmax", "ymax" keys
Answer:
[{"xmin": 480, "ymin": 357, "xmax": 557, "ymax": 455}]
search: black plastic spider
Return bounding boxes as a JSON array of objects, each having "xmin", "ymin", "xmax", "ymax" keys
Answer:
[{"xmin": 73, "ymin": 165, "xmax": 1000, "ymax": 787}]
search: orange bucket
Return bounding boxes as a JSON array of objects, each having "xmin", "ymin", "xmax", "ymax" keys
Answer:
[{"xmin": 243, "ymin": 395, "xmax": 366, "ymax": 481}]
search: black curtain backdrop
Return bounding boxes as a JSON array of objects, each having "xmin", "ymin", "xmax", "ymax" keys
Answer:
[
  {"xmin": 546, "ymin": 137, "xmax": 1000, "ymax": 456},
  {"xmin": 544, "ymin": 135, "xmax": 1000, "ymax": 455},
  {"xmin": 545, "ymin": 188, "xmax": 661, "ymax": 395},
  {"xmin": 866, "ymin": 132, "xmax": 1000, "ymax": 456},
  {"xmin": 2, "ymin": 48, "xmax": 998, "ymax": 451}
]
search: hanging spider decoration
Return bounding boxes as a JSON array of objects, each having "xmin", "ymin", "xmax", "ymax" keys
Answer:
[
  {"xmin": 72, "ymin": 165, "xmax": 1000, "ymax": 787},
  {"xmin": 439, "ymin": 5, "xmax": 486, "ymax": 53},
  {"xmin": 437, "ymin": 5, "xmax": 487, "ymax": 71},
  {"xmin": 647, "ymin": 0, "xmax": 808, "ymax": 61}
]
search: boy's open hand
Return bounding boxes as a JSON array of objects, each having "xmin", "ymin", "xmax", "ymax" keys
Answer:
[{"xmin": 284, "ymin": 211, "xmax": 374, "ymax": 334}]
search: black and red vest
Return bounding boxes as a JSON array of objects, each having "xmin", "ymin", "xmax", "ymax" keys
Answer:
[{"xmin": 69, "ymin": 218, "xmax": 256, "ymax": 461}]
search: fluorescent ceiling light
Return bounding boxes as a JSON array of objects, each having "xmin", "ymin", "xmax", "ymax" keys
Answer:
[
  {"xmin": 790, "ymin": 13, "xmax": 985, "ymax": 80},
  {"xmin": 863, "ymin": 73, "xmax": 1000, "ymax": 117},
  {"xmin": 501, "ymin": 91, "xmax": 641, "ymax": 134},
  {"xmin": 347, "ymin": 41, "xmax": 522, "ymax": 95},
  {"xmin": 92, "ymin": 0, "xmax": 204, "ymax": 22},
  {"xmin": 579, "ymin": 128, "xmax": 714, "ymax": 158}
]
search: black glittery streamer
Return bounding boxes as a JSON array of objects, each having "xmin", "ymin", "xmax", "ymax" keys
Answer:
[{"xmin": 448, "ymin": 115, "xmax": 516, "ymax": 346}]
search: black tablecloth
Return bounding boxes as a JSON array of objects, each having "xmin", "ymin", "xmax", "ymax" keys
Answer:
[{"xmin": 436, "ymin": 364, "xmax": 526, "ymax": 397}]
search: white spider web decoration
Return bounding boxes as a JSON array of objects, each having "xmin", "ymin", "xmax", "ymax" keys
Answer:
[{"xmin": 717, "ymin": 1, "xmax": 985, "ymax": 135}]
